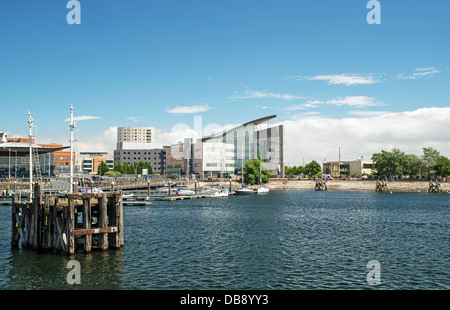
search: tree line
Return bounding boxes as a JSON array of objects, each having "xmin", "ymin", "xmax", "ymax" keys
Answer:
[
  {"xmin": 371, "ymin": 147, "xmax": 450, "ymax": 177},
  {"xmin": 284, "ymin": 147, "xmax": 450, "ymax": 178},
  {"xmin": 284, "ymin": 160, "xmax": 322, "ymax": 177},
  {"xmin": 97, "ymin": 161, "xmax": 153, "ymax": 176}
]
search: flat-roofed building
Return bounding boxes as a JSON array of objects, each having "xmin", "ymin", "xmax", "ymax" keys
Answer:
[
  {"xmin": 78, "ymin": 152, "xmax": 114, "ymax": 174},
  {"xmin": 114, "ymin": 142, "xmax": 165, "ymax": 175},
  {"xmin": 323, "ymin": 157, "xmax": 375, "ymax": 177},
  {"xmin": 0, "ymin": 132, "xmax": 69, "ymax": 178}
]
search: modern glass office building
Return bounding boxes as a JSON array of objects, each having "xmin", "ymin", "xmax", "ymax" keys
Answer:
[{"xmin": 166, "ymin": 115, "xmax": 284, "ymax": 178}]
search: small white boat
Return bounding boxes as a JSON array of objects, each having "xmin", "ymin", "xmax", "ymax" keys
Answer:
[
  {"xmin": 173, "ymin": 188, "xmax": 195, "ymax": 196},
  {"xmin": 257, "ymin": 186, "xmax": 269, "ymax": 194},
  {"xmin": 212, "ymin": 189, "xmax": 229, "ymax": 197},
  {"xmin": 87, "ymin": 186, "xmax": 103, "ymax": 193},
  {"xmin": 235, "ymin": 188, "xmax": 254, "ymax": 195}
]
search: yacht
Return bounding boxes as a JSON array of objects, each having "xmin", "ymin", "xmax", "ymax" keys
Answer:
[
  {"xmin": 212, "ymin": 189, "xmax": 229, "ymax": 197},
  {"xmin": 256, "ymin": 186, "xmax": 269, "ymax": 194},
  {"xmin": 173, "ymin": 187, "xmax": 195, "ymax": 196},
  {"xmin": 235, "ymin": 187, "xmax": 254, "ymax": 195}
]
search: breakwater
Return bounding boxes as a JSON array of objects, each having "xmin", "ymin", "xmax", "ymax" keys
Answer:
[{"xmin": 258, "ymin": 179, "xmax": 450, "ymax": 193}]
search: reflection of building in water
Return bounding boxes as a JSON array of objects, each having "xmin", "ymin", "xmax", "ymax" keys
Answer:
[
  {"xmin": 165, "ymin": 115, "xmax": 284, "ymax": 178},
  {"xmin": 0, "ymin": 132, "xmax": 69, "ymax": 178}
]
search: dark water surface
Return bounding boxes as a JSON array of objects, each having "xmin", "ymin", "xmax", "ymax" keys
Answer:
[{"xmin": 0, "ymin": 190, "xmax": 448, "ymax": 290}]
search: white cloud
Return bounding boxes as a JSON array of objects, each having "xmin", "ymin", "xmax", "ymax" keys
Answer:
[
  {"xmin": 64, "ymin": 115, "xmax": 101, "ymax": 122},
  {"xmin": 231, "ymin": 89, "xmax": 303, "ymax": 100},
  {"xmin": 347, "ymin": 110, "xmax": 391, "ymax": 117},
  {"xmin": 166, "ymin": 105, "xmax": 212, "ymax": 114},
  {"xmin": 281, "ymin": 107, "xmax": 450, "ymax": 165},
  {"xmin": 306, "ymin": 74, "xmax": 379, "ymax": 85},
  {"xmin": 126, "ymin": 116, "xmax": 143, "ymax": 123},
  {"xmin": 286, "ymin": 96, "xmax": 383, "ymax": 110},
  {"xmin": 75, "ymin": 126, "xmax": 118, "ymax": 153},
  {"xmin": 256, "ymin": 105, "xmax": 272, "ymax": 110},
  {"xmin": 397, "ymin": 67, "xmax": 440, "ymax": 80},
  {"xmin": 326, "ymin": 96, "xmax": 383, "ymax": 108}
]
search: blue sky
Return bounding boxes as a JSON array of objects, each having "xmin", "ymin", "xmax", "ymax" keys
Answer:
[{"xmin": 0, "ymin": 0, "xmax": 449, "ymax": 164}]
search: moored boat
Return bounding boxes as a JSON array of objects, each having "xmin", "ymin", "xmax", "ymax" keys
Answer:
[
  {"xmin": 235, "ymin": 188, "xmax": 254, "ymax": 195},
  {"xmin": 257, "ymin": 186, "xmax": 269, "ymax": 194}
]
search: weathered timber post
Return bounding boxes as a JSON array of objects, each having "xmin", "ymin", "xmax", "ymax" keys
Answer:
[
  {"xmin": 67, "ymin": 195, "xmax": 76, "ymax": 254},
  {"xmin": 82, "ymin": 194, "xmax": 92, "ymax": 253},
  {"xmin": 108, "ymin": 193, "xmax": 123, "ymax": 249},
  {"xmin": 98, "ymin": 193, "xmax": 108, "ymax": 250},
  {"xmin": 33, "ymin": 184, "xmax": 41, "ymax": 251},
  {"xmin": 11, "ymin": 201, "xmax": 19, "ymax": 249}
]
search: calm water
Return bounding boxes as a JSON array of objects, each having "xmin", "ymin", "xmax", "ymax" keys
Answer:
[{"xmin": 0, "ymin": 190, "xmax": 448, "ymax": 290}]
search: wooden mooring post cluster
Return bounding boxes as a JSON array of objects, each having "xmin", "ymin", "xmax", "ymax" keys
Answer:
[
  {"xmin": 428, "ymin": 179, "xmax": 442, "ymax": 193},
  {"xmin": 11, "ymin": 184, "xmax": 124, "ymax": 254},
  {"xmin": 375, "ymin": 179, "xmax": 389, "ymax": 192},
  {"xmin": 315, "ymin": 179, "xmax": 327, "ymax": 191}
]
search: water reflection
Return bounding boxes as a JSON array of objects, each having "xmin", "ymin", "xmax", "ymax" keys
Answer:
[
  {"xmin": 3, "ymin": 248, "xmax": 124, "ymax": 290},
  {"xmin": 0, "ymin": 191, "xmax": 449, "ymax": 290}
]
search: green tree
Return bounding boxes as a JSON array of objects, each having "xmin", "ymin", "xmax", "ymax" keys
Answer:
[
  {"xmin": 136, "ymin": 161, "xmax": 153, "ymax": 175},
  {"xmin": 304, "ymin": 160, "xmax": 321, "ymax": 177},
  {"xmin": 97, "ymin": 161, "xmax": 110, "ymax": 176},
  {"xmin": 434, "ymin": 156, "xmax": 450, "ymax": 177},
  {"xmin": 244, "ymin": 158, "xmax": 272, "ymax": 185},
  {"xmin": 421, "ymin": 147, "xmax": 440, "ymax": 176},
  {"xmin": 405, "ymin": 154, "xmax": 422, "ymax": 175},
  {"xmin": 113, "ymin": 163, "xmax": 125, "ymax": 174},
  {"xmin": 285, "ymin": 165, "xmax": 304, "ymax": 176},
  {"xmin": 372, "ymin": 148, "xmax": 408, "ymax": 176}
]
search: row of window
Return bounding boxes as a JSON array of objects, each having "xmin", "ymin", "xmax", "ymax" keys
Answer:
[
  {"xmin": 122, "ymin": 151, "xmax": 161, "ymax": 156},
  {"xmin": 122, "ymin": 158, "xmax": 161, "ymax": 161}
]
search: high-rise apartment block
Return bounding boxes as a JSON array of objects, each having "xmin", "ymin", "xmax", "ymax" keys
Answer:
[{"xmin": 117, "ymin": 127, "xmax": 155, "ymax": 143}]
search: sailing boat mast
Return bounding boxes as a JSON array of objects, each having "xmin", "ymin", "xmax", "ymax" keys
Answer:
[
  {"xmin": 28, "ymin": 112, "xmax": 34, "ymax": 202},
  {"xmin": 69, "ymin": 106, "xmax": 77, "ymax": 194}
]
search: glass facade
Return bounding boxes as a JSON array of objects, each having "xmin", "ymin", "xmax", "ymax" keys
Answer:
[{"xmin": 166, "ymin": 116, "xmax": 284, "ymax": 178}]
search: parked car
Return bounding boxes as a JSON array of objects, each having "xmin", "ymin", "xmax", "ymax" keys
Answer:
[{"xmin": 322, "ymin": 174, "xmax": 333, "ymax": 181}]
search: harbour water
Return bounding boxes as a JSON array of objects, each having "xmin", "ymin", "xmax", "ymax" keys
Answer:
[{"xmin": 0, "ymin": 190, "xmax": 448, "ymax": 290}]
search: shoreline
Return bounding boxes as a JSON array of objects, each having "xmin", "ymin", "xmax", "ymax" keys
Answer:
[{"xmin": 255, "ymin": 180, "xmax": 450, "ymax": 193}]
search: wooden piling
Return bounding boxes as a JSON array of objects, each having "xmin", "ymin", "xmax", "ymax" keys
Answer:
[
  {"xmin": 428, "ymin": 179, "xmax": 442, "ymax": 193},
  {"xmin": 82, "ymin": 195, "xmax": 92, "ymax": 253},
  {"xmin": 11, "ymin": 183, "xmax": 124, "ymax": 255},
  {"xmin": 376, "ymin": 179, "xmax": 389, "ymax": 192},
  {"xmin": 315, "ymin": 179, "xmax": 327, "ymax": 191}
]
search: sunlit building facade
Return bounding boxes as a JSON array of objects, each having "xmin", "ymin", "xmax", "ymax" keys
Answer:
[{"xmin": 165, "ymin": 115, "xmax": 284, "ymax": 178}]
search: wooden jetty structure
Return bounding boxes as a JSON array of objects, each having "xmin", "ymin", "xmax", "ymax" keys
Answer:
[
  {"xmin": 375, "ymin": 179, "xmax": 389, "ymax": 192},
  {"xmin": 123, "ymin": 195, "xmax": 152, "ymax": 206},
  {"xmin": 315, "ymin": 179, "xmax": 327, "ymax": 191},
  {"xmin": 428, "ymin": 179, "xmax": 442, "ymax": 193},
  {"xmin": 11, "ymin": 184, "xmax": 124, "ymax": 254},
  {"xmin": 155, "ymin": 194, "xmax": 211, "ymax": 201}
]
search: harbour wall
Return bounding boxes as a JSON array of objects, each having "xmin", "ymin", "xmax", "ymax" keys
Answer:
[{"xmin": 261, "ymin": 179, "xmax": 450, "ymax": 192}]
